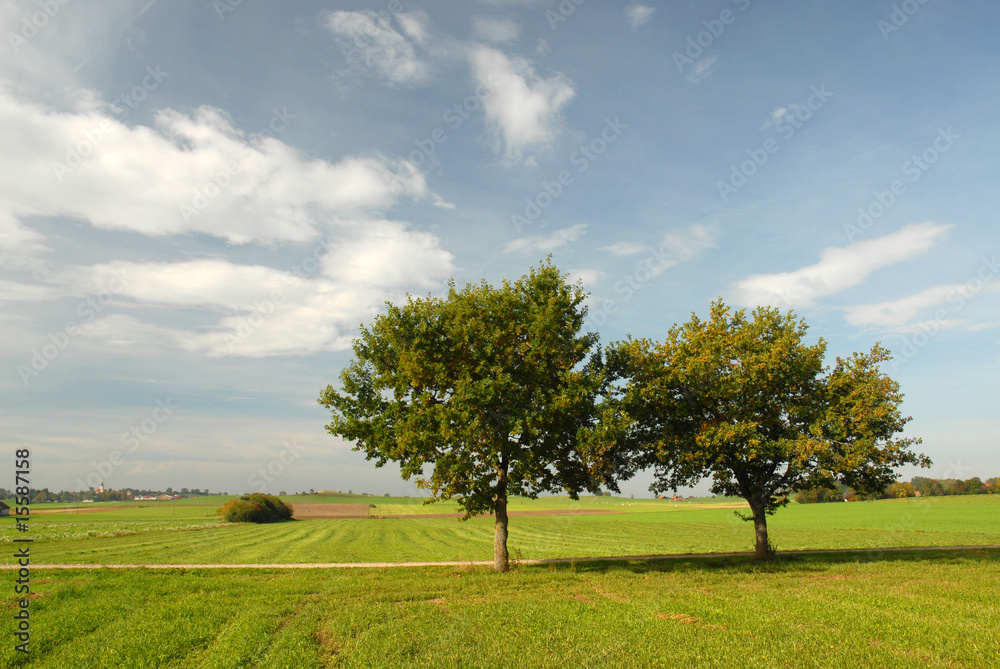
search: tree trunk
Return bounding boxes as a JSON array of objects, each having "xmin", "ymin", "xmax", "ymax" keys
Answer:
[
  {"xmin": 750, "ymin": 501, "xmax": 773, "ymax": 560},
  {"xmin": 494, "ymin": 496, "xmax": 509, "ymax": 572}
]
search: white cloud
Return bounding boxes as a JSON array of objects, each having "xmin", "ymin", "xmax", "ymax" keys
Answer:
[
  {"xmin": 625, "ymin": 4, "xmax": 655, "ymax": 29},
  {"xmin": 660, "ymin": 224, "xmax": 716, "ymax": 262},
  {"xmin": 844, "ymin": 281, "xmax": 1000, "ymax": 330},
  {"xmin": 504, "ymin": 224, "xmax": 586, "ymax": 254},
  {"xmin": 0, "ymin": 87, "xmax": 433, "ymax": 252},
  {"xmin": 731, "ymin": 222, "xmax": 952, "ymax": 308},
  {"xmin": 687, "ymin": 56, "xmax": 718, "ymax": 84},
  {"xmin": 760, "ymin": 106, "xmax": 788, "ymax": 130},
  {"xmin": 472, "ymin": 16, "xmax": 521, "ymax": 43},
  {"xmin": 321, "ymin": 219, "xmax": 454, "ymax": 289},
  {"xmin": 0, "ymin": 83, "xmax": 455, "ymax": 358},
  {"xmin": 599, "ymin": 241, "xmax": 650, "ymax": 256},
  {"xmin": 0, "ymin": 280, "xmax": 56, "ymax": 301},
  {"xmin": 635, "ymin": 224, "xmax": 717, "ymax": 280},
  {"xmin": 323, "ymin": 10, "xmax": 430, "ymax": 86},
  {"xmin": 395, "ymin": 11, "xmax": 432, "ymax": 46},
  {"xmin": 468, "ymin": 45, "xmax": 574, "ymax": 160},
  {"xmin": 566, "ymin": 268, "xmax": 602, "ymax": 288},
  {"xmin": 56, "ymin": 225, "xmax": 454, "ymax": 358},
  {"xmin": 597, "ymin": 225, "xmax": 715, "ymax": 275},
  {"xmin": 0, "ymin": 209, "xmax": 49, "ymax": 269}
]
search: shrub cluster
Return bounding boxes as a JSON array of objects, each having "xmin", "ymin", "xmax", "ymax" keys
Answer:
[{"xmin": 218, "ymin": 493, "xmax": 294, "ymax": 523}]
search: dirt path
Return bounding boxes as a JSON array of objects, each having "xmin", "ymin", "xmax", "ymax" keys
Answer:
[{"xmin": 6, "ymin": 544, "xmax": 997, "ymax": 570}]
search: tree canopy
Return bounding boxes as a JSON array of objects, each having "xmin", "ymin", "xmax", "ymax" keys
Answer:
[
  {"xmin": 318, "ymin": 260, "xmax": 605, "ymax": 571},
  {"xmin": 605, "ymin": 300, "xmax": 929, "ymax": 558}
]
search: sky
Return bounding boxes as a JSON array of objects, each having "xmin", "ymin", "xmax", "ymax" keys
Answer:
[{"xmin": 1, "ymin": 0, "xmax": 998, "ymax": 498}]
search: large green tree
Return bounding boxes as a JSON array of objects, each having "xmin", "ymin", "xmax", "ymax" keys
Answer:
[
  {"xmin": 319, "ymin": 261, "xmax": 605, "ymax": 571},
  {"xmin": 605, "ymin": 300, "xmax": 930, "ymax": 559}
]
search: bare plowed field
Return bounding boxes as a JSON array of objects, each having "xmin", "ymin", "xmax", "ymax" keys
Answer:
[{"xmin": 291, "ymin": 503, "xmax": 374, "ymax": 518}]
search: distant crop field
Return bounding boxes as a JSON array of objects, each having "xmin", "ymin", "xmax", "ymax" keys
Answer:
[
  {"xmin": 2, "ymin": 549, "xmax": 998, "ymax": 668},
  {"xmin": 4, "ymin": 494, "xmax": 999, "ymax": 566}
]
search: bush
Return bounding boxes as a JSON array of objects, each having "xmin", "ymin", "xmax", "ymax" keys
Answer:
[{"xmin": 218, "ymin": 493, "xmax": 294, "ymax": 523}]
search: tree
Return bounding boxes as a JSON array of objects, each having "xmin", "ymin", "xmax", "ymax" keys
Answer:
[
  {"xmin": 605, "ymin": 300, "xmax": 929, "ymax": 559},
  {"xmin": 883, "ymin": 481, "xmax": 916, "ymax": 498},
  {"xmin": 319, "ymin": 260, "xmax": 605, "ymax": 572}
]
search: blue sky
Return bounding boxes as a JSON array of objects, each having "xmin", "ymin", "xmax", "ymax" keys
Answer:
[{"xmin": 1, "ymin": 0, "xmax": 997, "ymax": 497}]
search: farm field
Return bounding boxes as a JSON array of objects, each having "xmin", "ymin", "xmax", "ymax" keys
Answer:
[
  {"xmin": 3, "ymin": 495, "xmax": 999, "ymax": 667},
  {"xmin": 4, "ymin": 494, "xmax": 999, "ymax": 566},
  {"xmin": 1, "ymin": 549, "xmax": 998, "ymax": 668}
]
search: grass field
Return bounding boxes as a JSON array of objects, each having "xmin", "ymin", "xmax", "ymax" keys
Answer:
[
  {"xmin": 3, "ymin": 495, "xmax": 998, "ymax": 667},
  {"xmin": 2, "ymin": 549, "xmax": 998, "ymax": 668}
]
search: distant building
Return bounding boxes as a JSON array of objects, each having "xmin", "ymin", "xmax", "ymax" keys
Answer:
[
  {"xmin": 95, "ymin": 482, "xmax": 105, "ymax": 493},
  {"xmin": 0, "ymin": 501, "xmax": 9, "ymax": 516}
]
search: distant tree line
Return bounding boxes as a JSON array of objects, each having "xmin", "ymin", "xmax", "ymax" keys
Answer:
[
  {"xmin": 0, "ymin": 487, "xmax": 216, "ymax": 503},
  {"xmin": 795, "ymin": 476, "xmax": 999, "ymax": 503}
]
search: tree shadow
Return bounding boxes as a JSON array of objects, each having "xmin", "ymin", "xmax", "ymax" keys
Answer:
[{"xmin": 521, "ymin": 546, "xmax": 1000, "ymax": 576}]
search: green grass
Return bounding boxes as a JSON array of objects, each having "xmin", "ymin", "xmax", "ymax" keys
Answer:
[
  {"xmin": 3, "ymin": 496, "xmax": 998, "ymax": 667},
  {"xmin": 8, "ymin": 495, "xmax": 999, "ymax": 565},
  {"xmin": 2, "ymin": 549, "xmax": 998, "ymax": 668}
]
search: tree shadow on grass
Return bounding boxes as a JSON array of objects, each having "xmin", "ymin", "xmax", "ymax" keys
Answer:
[{"xmin": 522, "ymin": 546, "xmax": 1000, "ymax": 576}]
